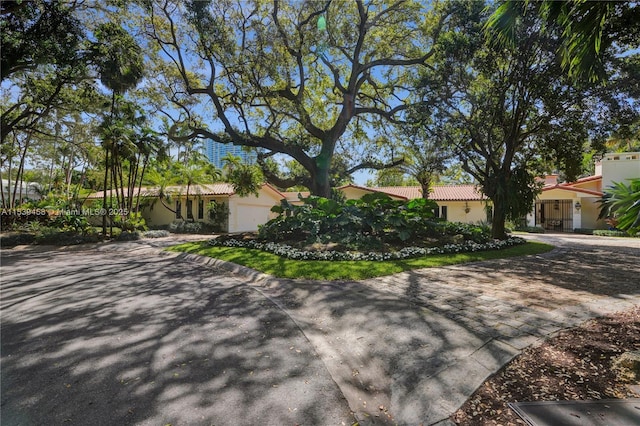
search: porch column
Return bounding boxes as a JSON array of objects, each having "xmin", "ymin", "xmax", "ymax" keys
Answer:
[{"xmin": 573, "ymin": 199, "xmax": 582, "ymax": 230}]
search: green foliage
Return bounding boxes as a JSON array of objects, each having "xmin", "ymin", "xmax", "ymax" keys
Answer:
[
  {"xmin": 598, "ymin": 178, "xmax": 640, "ymax": 234},
  {"xmin": 168, "ymin": 220, "xmax": 216, "ymax": 234},
  {"xmin": 573, "ymin": 228, "xmax": 594, "ymax": 235},
  {"xmin": 593, "ymin": 230, "xmax": 636, "ymax": 238},
  {"xmin": 91, "ymin": 22, "xmax": 144, "ymax": 95},
  {"xmin": 226, "ymin": 163, "xmax": 263, "ymax": 197},
  {"xmin": 113, "ymin": 211, "xmax": 147, "ymax": 232},
  {"xmin": 1, "ymin": 0, "xmax": 84, "ymax": 81},
  {"xmin": 169, "ymin": 241, "xmax": 553, "ymax": 281},
  {"xmin": 207, "ymin": 200, "xmax": 228, "ymax": 232},
  {"xmin": 260, "ymin": 193, "xmax": 488, "ymax": 248},
  {"xmin": 52, "ymin": 213, "xmax": 91, "ymax": 234},
  {"xmin": 515, "ymin": 226, "xmax": 546, "ymax": 234}
]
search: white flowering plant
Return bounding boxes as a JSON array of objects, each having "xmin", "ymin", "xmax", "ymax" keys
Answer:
[{"xmin": 208, "ymin": 236, "xmax": 526, "ymax": 261}]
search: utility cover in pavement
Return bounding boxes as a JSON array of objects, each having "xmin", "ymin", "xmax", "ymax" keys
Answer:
[{"xmin": 508, "ymin": 399, "xmax": 640, "ymax": 426}]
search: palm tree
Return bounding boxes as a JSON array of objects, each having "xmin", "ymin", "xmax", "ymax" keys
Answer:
[
  {"xmin": 175, "ymin": 161, "xmax": 219, "ymax": 221},
  {"xmin": 486, "ymin": 1, "xmax": 636, "ymax": 83},
  {"xmin": 91, "ymin": 22, "xmax": 144, "ymax": 236},
  {"xmin": 598, "ymin": 178, "xmax": 640, "ymax": 235}
]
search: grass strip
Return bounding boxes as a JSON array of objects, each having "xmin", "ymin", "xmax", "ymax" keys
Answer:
[{"xmin": 167, "ymin": 241, "xmax": 553, "ymax": 281}]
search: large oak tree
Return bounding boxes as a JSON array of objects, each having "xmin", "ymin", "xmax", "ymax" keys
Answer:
[
  {"xmin": 143, "ymin": 0, "xmax": 467, "ymax": 197},
  {"xmin": 417, "ymin": 4, "xmax": 638, "ymax": 239}
]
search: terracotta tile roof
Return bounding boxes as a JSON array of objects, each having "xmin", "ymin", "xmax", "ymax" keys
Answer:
[
  {"xmin": 337, "ymin": 184, "xmax": 409, "ymax": 200},
  {"xmin": 542, "ymin": 185, "xmax": 603, "ymax": 197},
  {"xmin": 85, "ymin": 183, "xmax": 285, "ymax": 199},
  {"xmin": 560, "ymin": 175, "xmax": 602, "ymax": 186},
  {"xmin": 374, "ymin": 185, "xmax": 486, "ymax": 201},
  {"xmin": 540, "ymin": 175, "xmax": 602, "ymax": 189},
  {"xmin": 373, "ymin": 186, "xmax": 421, "ymax": 199}
]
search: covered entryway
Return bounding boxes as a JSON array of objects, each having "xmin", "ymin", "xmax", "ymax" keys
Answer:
[{"xmin": 535, "ymin": 200, "xmax": 574, "ymax": 232}]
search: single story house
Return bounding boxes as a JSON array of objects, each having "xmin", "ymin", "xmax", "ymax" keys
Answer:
[
  {"xmin": 527, "ymin": 151, "xmax": 639, "ymax": 231},
  {"xmin": 338, "ymin": 151, "xmax": 640, "ymax": 231},
  {"xmin": 85, "ymin": 183, "xmax": 286, "ymax": 233},
  {"xmin": 338, "ymin": 183, "xmax": 489, "ymax": 224},
  {"xmin": 85, "ymin": 152, "xmax": 638, "ymax": 234}
]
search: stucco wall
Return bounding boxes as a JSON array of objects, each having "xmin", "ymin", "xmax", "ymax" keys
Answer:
[
  {"xmin": 438, "ymin": 200, "xmax": 487, "ymax": 224},
  {"xmin": 141, "ymin": 195, "xmax": 230, "ymax": 229},
  {"xmin": 580, "ymin": 197, "xmax": 606, "ymax": 230},
  {"xmin": 228, "ymin": 190, "xmax": 282, "ymax": 233},
  {"xmin": 601, "ymin": 152, "xmax": 640, "ymax": 189}
]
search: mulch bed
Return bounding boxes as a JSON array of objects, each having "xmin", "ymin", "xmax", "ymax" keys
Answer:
[{"xmin": 452, "ymin": 307, "xmax": 640, "ymax": 425}]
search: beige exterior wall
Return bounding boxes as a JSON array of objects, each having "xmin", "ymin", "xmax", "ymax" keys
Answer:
[
  {"xmin": 531, "ymin": 189, "xmax": 604, "ymax": 230},
  {"xmin": 571, "ymin": 180, "xmax": 601, "ymax": 192},
  {"xmin": 600, "ymin": 152, "xmax": 640, "ymax": 189},
  {"xmin": 438, "ymin": 200, "xmax": 487, "ymax": 224},
  {"xmin": 141, "ymin": 195, "xmax": 230, "ymax": 230},
  {"xmin": 580, "ymin": 197, "xmax": 606, "ymax": 230},
  {"xmin": 227, "ymin": 190, "xmax": 283, "ymax": 233}
]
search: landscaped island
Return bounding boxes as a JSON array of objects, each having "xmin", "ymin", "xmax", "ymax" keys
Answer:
[{"xmin": 169, "ymin": 194, "xmax": 553, "ymax": 280}]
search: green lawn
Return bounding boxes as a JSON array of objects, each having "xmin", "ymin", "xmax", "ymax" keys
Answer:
[{"xmin": 167, "ymin": 241, "xmax": 554, "ymax": 280}]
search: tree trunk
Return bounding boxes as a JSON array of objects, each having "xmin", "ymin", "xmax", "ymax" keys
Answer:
[
  {"xmin": 491, "ymin": 194, "xmax": 507, "ymax": 239},
  {"xmin": 102, "ymin": 148, "xmax": 109, "ymax": 236},
  {"xmin": 309, "ymin": 154, "xmax": 332, "ymax": 198},
  {"xmin": 418, "ymin": 175, "xmax": 431, "ymax": 200},
  {"xmin": 14, "ymin": 135, "xmax": 31, "ymax": 207}
]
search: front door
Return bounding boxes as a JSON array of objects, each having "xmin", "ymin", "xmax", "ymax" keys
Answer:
[{"xmin": 535, "ymin": 200, "xmax": 573, "ymax": 232}]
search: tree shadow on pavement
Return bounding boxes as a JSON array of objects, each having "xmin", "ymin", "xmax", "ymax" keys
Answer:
[{"xmin": 1, "ymin": 249, "xmax": 354, "ymax": 426}]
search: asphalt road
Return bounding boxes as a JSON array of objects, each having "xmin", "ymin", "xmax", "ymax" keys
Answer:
[
  {"xmin": 0, "ymin": 243, "xmax": 355, "ymax": 426},
  {"xmin": 1, "ymin": 234, "xmax": 638, "ymax": 426}
]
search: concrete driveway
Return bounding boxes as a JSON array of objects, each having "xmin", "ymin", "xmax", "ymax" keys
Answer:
[{"xmin": 1, "ymin": 234, "xmax": 638, "ymax": 425}]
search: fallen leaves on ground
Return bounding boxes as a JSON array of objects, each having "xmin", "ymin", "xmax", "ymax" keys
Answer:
[{"xmin": 452, "ymin": 307, "xmax": 640, "ymax": 425}]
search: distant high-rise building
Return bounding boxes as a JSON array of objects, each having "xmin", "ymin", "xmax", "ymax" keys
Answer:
[{"xmin": 203, "ymin": 139, "xmax": 256, "ymax": 169}]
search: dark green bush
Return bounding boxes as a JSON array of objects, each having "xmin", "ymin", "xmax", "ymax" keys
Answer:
[
  {"xmin": 116, "ymin": 231, "xmax": 141, "ymax": 241},
  {"xmin": 573, "ymin": 228, "xmax": 594, "ymax": 235},
  {"xmin": 0, "ymin": 233, "xmax": 36, "ymax": 247},
  {"xmin": 168, "ymin": 220, "xmax": 216, "ymax": 234},
  {"xmin": 142, "ymin": 230, "xmax": 170, "ymax": 238},
  {"xmin": 52, "ymin": 213, "xmax": 92, "ymax": 234},
  {"xmin": 515, "ymin": 226, "xmax": 546, "ymax": 234},
  {"xmin": 34, "ymin": 229, "xmax": 100, "ymax": 245},
  {"xmin": 593, "ymin": 229, "xmax": 633, "ymax": 237},
  {"xmin": 259, "ymin": 194, "xmax": 490, "ymax": 247}
]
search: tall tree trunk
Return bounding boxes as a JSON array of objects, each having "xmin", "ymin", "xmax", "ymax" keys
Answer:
[
  {"xmin": 418, "ymin": 175, "xmax": 431, "ymax": 200},
  {"xmin": 14, "ymin": 134, "xmax": 31, "ymax": 207},
  {"xmin": 186, "ymin": 181, "xmax": 191, "ymax": 221},
  {"xmin": 490, "ymin": 194, "xmax": 507, "ymax": 239},
  {"xmin": 102, "ymin": 147, "xmax": 109, "ymax": 236},
  {"xmin": 0, "ymin": 169, "xmax": 6, "ymax": 209},
  {"xmin": 310, "ymin": 158, "xmax": 331, "ymax": 198},
  {"xmin": 135, "ymin": 155, "xmax": 148, "ymax": 214},
  {"xmin": 7, "ymin": 155, "xmax": 13, "ymax": 209}
]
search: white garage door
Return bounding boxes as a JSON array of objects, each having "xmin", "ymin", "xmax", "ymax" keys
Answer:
[{"xmin": 234, "ymin": 204, "xmax": 273, "ymax": 232}]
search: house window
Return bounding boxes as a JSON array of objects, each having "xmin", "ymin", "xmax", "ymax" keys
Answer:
[
  {"xmin": 486, "ymin": 206, "xmax": 493, "ymax": 222},
  {"xmin": 441, "ymin": 206, "xmax": 448, "ymax": 221},
  {"xmin": 198, "ymin": 200, "xmax": 204, "ymax": 219},
  {"xmin": 186, "ymin": 199, "xmax": 193, "ymax": 220},
  {"xmin": 175, "ymin": 200, "xmax": 182, "ymax": 219},
  {"xmin": 433, "ymin": 207, "xmax": 439, "ymax": 218}
]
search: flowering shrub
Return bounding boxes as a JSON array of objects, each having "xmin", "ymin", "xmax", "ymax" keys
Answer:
[{"xmin": 208, "ymin": 236, "xmax": 526, "ymax": 261}]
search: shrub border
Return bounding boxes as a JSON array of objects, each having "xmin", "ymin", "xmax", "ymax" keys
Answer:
[{"xmin": 208, "ymin": 237, "xmax": 527, "ymax": 261}]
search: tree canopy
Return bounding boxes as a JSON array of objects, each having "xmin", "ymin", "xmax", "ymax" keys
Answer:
[{"xmin": 143, "ymin": 0, "xmax": 468, "ymax": 197}]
